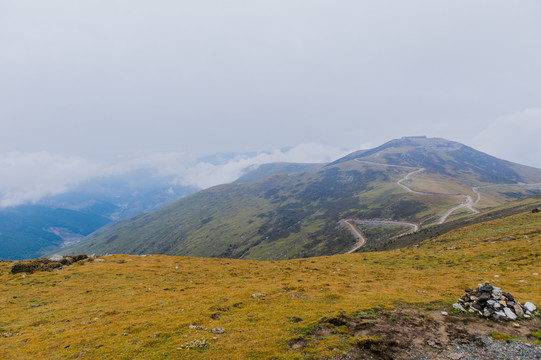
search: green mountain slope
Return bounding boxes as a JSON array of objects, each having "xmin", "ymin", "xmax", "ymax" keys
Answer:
[
  {"xmin": 62, "ymin": 137, "xmax": 541, "ymax": 260},
  {"xmin": 234, "ymin": 162, "xmax": 324, "ymax": 183}
]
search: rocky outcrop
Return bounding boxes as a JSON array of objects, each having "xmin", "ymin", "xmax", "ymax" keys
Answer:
[
  {"xmin": 453, "ymin": 282, "xmax": 537, "ymax": 321},
  {"xmin": 10, "ymin": 254, "xmax": 89, "ymax": 274}
]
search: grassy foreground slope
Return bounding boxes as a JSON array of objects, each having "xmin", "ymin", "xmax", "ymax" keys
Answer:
[{"xmin": 2, "ymin": 210, "xmax": 540, "ymax": 359}]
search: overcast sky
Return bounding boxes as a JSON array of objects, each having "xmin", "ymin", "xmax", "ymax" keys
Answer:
[{"xmin": 1, "ymin": 1, "xmax": 541, "ymax": 206}]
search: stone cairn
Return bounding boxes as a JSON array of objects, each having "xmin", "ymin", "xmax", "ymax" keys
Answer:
[{"xmin": 452, "ymin": 281, "xmax": 538, "ymax": 321}]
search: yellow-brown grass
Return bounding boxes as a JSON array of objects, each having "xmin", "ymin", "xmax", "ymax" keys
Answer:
[{"xmin": 1, "ymin": 212, "xmax": 540, "ymax": 359}]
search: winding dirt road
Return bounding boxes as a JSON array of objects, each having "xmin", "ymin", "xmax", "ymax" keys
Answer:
[
  {"xmin": 356, "ymin": 160, "xmax": 481, "ymax": 223},
  {"xmin": 343, "ymin": 160, "xmax": 541, "ymax": 253},
  {"xmin": 343, "ymin": 218, "xmax": 419, "ymax": 254},
  {"xmin": 343, "ymin": 160, "xmax": 481, "ymax": 253},
  {"xmin": 342, "ymin": 219, "xmax": 368, "ymax": 254}
]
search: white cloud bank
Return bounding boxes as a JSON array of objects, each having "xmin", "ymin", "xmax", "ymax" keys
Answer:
[
  {"xmin": 3, "ymin": 123, "xmax": 541, "ymax": 209},
  {"xmin": 0, "ymin": 143, "xmax": 358, "ymax": 208},
  {"xmin": 473, "ymin": 108, "xmax": 541, "ymax": 168},
  {"xmin": 0, "ymin": 152, "xmax": 105, "ymax": 207},
  {"xmin": 179, "ymin": 143, "xmax": 357, "ymax": 189}
]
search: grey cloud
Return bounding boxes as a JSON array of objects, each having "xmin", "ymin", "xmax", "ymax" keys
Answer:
[
  {"xmin": 177, "ymin": 143, "xmax": 358, "ymax": 189},
  {"xmin": 472, "ymin": 108, "xmax": 541, "ymax": 168},
  {"xmin": 0, "ymin": 143, "xmax": 356, "ymax": 207},
  {"xmin": 1, "ymin": 1, "xmax": 540, "ymax": 159},
  {"xmin": 0, "ymin": 152, "xmax": 105, "ymax": 207}
]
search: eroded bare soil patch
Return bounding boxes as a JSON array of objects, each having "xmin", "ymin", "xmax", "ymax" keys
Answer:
[{"xmin": 290, "ymin": 305, "xmax": 541, "ymax": 359}]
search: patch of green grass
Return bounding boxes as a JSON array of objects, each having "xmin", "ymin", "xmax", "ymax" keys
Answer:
[
  {"xmin": 353, "ymin": 310, "xmax": 378, "ymax": 319},
  {"xmin": 490, "ymin": 331, "xmax": 521, "ymax": 343},
  {"xmin": 297, "ymin": 325, "xmax": 317, "ymax": 336},
  {"xmin": 490, "ymin": 331, "xmax": 512, "ymax": 341}
]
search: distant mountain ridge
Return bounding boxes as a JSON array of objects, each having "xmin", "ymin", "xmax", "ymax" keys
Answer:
[
  {"xmin": 61, "ymin": 137, "xmax": 541, "ymax": 260},
  {"xmin": 0, "ymin": 169, "xmax": 198, "ymax": 260}
]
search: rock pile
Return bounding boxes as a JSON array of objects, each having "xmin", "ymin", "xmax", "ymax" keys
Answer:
[
  {"xmin": 453, "ymin": 282, "xmax": 537, "ymax": 321},
  {"xmin": 10, "ymin": 254, "xmax": 89, "ymax": 274}
]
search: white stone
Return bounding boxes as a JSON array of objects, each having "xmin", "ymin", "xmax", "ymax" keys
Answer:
[
  {"xmin": 441, "ymin": 311, "xmax": 448, "ymax": 316},
  {"xmin": 503, "ymin": 307, "xmax": 517, "ymax": 320},
  {"xmin": 211, "ymin": 327, "xmax": 226, "ymax": 334},
  {"xmin": 495, "ymin": 311, "xmax": 506, "ymax": 318},
  {"xmin": 49, "ymin": 254, "xmax": 64, "ymax": 261},
  {"xmin": 524, "ymin": 302, "xmax": 537, "ymax": 312},
  {"xmin": 453, "ymin": 303, "xmax": 466, "ymax": 312}
]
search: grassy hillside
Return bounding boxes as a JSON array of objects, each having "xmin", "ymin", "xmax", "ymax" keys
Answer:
[
  {"xmin": 63, "ymin": 138, "xmax": 541, "ymax": 260},
  {"xmin": 62, "ymin": 163, "xmax": 447, "ymax": 259},
  {"xmin": 1, "ymin": 210, "xmax": 540, "ymax": 359},
  {"xmin": 234, "ymin": 162, "xmax": 324, "ymax": 183}
]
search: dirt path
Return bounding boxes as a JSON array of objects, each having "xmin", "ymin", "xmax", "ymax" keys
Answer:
[
  {"xmin": 342, "ymin": 218, "xmax": 419, "ymax": 254},
  {"xmin": 397, "ymin": 167, "xmax": 427, "ymax": 194},
  {"xmin": 341, "ymin": 219, "xmax": 368, "ymax": 254},
  {"xmin": 343, "ymin": 160, "xmax": 541, "ymax": 253},
  {"xmin": 356, "ymin": 159, "xmax": 482, "ymax": 218},
  {"xmin": 343, "ymin": 160, "xmax": 481, "ymax": 253}
]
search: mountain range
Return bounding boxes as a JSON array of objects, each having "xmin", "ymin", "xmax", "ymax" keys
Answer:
[{"xmin": 60, "ymin": 137, "xmax": 541, "ymax": 260}]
